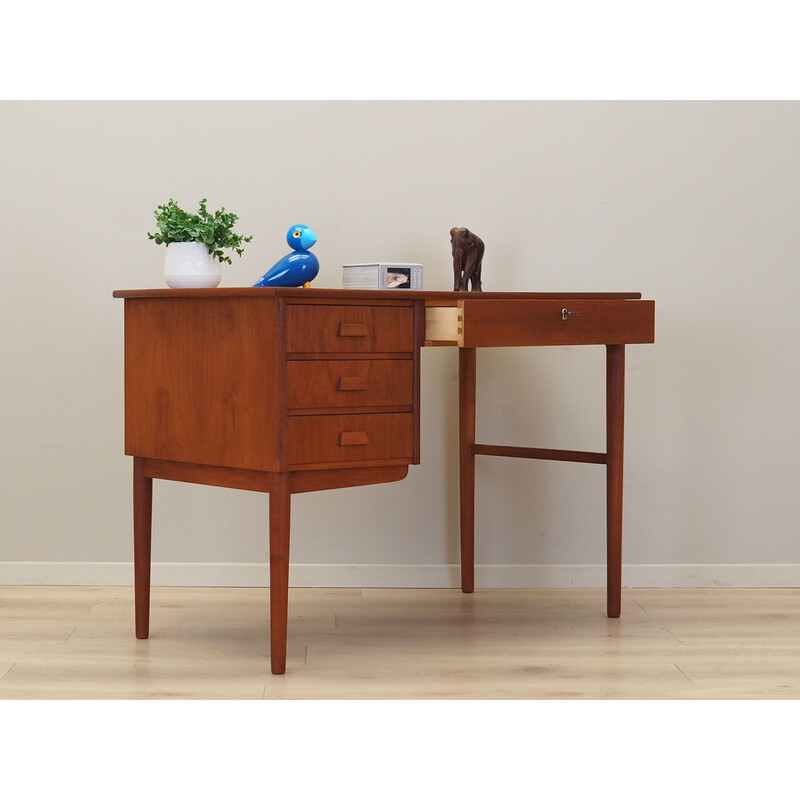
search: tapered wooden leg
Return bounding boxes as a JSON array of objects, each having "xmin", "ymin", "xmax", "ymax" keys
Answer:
[
  {"xmin": 606, "ymin": 345, "xmax": 625, "ymax": 618},
  {"xmin": 133, "ymin": 457, "xmax": 153, "ymax": 639},
  {"xmin": 269, "ymin": 473, "xmax": 291, "ymax": 674},
  {"xmin": 459, "ymin": 347, "xmax": 477, "ymax": 593}
]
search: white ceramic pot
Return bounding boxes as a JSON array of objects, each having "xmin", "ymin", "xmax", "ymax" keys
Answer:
[{"xmin": 163, "ymin": 242, "xmax": 221, "ymax": 288}]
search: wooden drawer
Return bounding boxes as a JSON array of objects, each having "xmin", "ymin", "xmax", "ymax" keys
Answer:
[
  {"xmin": 463, "ymin": 299, "xmax": 656, "ymax": 347},
  {"xmin": 288, "ymin": 359, "xmax": 413, "ymax": 411},
  {"xmin": 425, "ymin": 299, "xmax": 655, "ymax": 347},
  {"xmin": 288, "ymin": 413, "xmax": 413, "ymax": 467},
  {"xmin": 286, "ymin": 304, "xmax": 414, "ymax": 353}
]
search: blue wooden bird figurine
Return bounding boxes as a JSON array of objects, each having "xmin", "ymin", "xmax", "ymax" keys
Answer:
[{"xmin": 253, "ymin": 224, "xmax": 319, "ymax": 288}]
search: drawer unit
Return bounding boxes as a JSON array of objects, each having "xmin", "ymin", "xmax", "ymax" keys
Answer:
[
  {"xmin": 284, "ymin": 299, "xmax": 421, "ymax": 470},
  {"xmin": 287, "ymin": 359, "xmax": 414, "ymax": 411},
  {"xmin": 286, "ymin": 304, "xmax": 414, "ymax": 353},
  {"xmin": 287, "ymin": 412, "xmax": 414, "ymax": 467}
]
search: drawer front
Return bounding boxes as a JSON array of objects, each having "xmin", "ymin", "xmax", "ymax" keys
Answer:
[
  {"xmin": 461, "ymin": 299, "xmax": 655, "ymax": 347},
  {"xmin": 288, "ymin": 413, "xmax": 413, "ymax": 466},
  {"xmin": 288, "ymin": 359, "xmax": 413, "ymax": 410},
  {"xmin": 286, "ymin": 304, "xmax": 414, "ymax": 353}
]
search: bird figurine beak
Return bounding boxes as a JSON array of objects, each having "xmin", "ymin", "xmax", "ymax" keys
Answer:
[{"xmin": 299, "ymin": 228, "xmax": 317, "ymax": 250}]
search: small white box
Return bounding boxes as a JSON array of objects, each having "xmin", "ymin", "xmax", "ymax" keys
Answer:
[{"xmin": 342, "ymin": 262, "xmax": 423, "ymax": 290}]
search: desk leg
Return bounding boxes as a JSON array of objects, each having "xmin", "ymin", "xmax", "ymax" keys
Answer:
[
  {"xmin": 133, "ymin": 457, "xmax": 152, "ymax": 639},
  {"xmin": 459, "ymin": 347, "xmax": 477, "ymax": 593},
  {"xmin": 269, "ymin": 473, "xmax": 291, "ymax": 675},
  {"xmin": 606, "ymin": 345, "xmax": 625, "ymax": 619}
]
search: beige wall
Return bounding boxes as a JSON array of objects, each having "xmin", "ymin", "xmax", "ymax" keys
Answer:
[{"xmin": 1, "ymin": 101, "xmax": 798, "ymax": 587}]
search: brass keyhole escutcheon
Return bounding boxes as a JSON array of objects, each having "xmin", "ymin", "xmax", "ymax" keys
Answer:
[{"xmin": 562, "ymin": 308, "xmax": 579, "ymax": 320}]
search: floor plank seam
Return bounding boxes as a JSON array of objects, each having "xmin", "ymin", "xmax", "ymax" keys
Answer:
[
  {"xmin": 672, "ymin": 664, "xmax": 694, "ymax": 684},
  {"xmin": 663, "ymin": 626, "xmax": 684, "ymax": 644}
]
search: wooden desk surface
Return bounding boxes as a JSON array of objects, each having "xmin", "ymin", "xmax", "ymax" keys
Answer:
[{"xmin": 113, "ymin": 288, "xmax": 644, "ymax": 301}]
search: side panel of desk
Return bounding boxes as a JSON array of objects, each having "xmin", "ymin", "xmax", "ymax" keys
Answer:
[{"xmin": 123, "ymin": 295, "xmax": 283, "ymax": 472}]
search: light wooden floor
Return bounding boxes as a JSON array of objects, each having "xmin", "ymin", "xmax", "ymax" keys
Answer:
[{"xmin": 1, "ymin": 586, "xmax": 799, "ymax": 699}]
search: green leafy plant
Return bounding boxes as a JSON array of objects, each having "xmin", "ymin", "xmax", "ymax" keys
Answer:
[{"xmin": 148, "ymin": 198, "xmax": 253, "ymax": 265}]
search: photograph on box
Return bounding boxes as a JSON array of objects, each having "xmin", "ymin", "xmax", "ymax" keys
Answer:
[{"xmin": 386, "ymin": 268, "xmax": 411, "ymax": 288}]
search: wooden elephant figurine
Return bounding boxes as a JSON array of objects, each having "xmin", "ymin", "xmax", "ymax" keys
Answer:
[{"xmin": 450, "ymin": 227, "xmax": 484, "ymax": 292}]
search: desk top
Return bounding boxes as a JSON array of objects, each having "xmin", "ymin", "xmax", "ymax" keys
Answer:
[{"xmin": 113, "ymin": 288, "xmax": 644, "ymax": 301}]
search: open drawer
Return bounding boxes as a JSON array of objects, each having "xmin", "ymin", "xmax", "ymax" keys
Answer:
[{"xmin": 425, "ymin": 298, "xmax": 655, "ymax": 347}]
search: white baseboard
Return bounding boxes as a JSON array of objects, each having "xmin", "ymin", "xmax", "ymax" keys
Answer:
[{"xmin": 1, "ymin": 562, "xmax": 799, "ymax": 588}]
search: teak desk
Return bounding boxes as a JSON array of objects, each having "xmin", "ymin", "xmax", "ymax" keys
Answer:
[{"xmin": 113, "ymin": 288, "xmax": 655, "ymax": 674}]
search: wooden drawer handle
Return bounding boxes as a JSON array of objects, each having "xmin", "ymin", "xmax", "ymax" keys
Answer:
[
  {"xmin": 338, "ymin": 322, "xmax": 369, "ymax": 337},
  {"xmin": 339, "ymin": 431, "xmax": 370, "ymax": 446},
  {"xmin": 338, "ymin": 376, "xmax": 369, "ymax": 391}
]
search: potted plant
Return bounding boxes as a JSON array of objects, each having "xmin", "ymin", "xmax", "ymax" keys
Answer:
[{"xmin": 148, "ymin": 198, "xmax": 253, "ymax": 288}]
